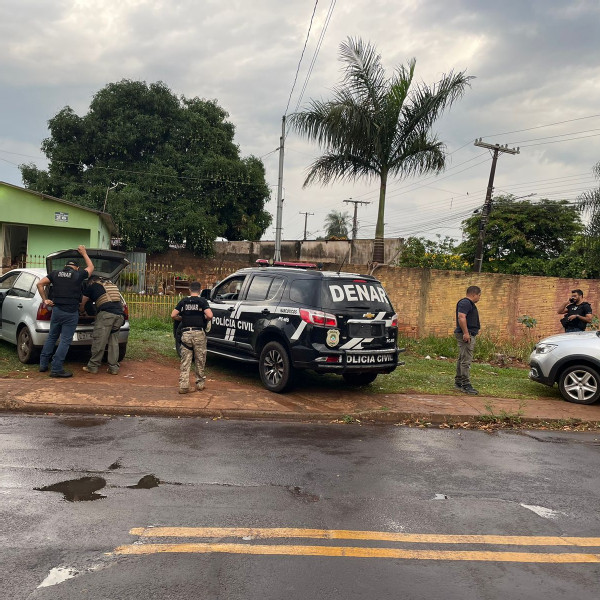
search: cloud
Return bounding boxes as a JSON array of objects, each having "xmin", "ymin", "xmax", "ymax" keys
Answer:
[{"xmin": 1, "ymin": 0, "xmax": 599, "ymax": 242}]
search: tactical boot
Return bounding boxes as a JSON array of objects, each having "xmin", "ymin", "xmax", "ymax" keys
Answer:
[
  {"xmin": 82, "ymin": 366, "xmax": 98, "ymax": 374},
  {"xmin": 179, "ymin": 387, "xmax": 190, "ymax": 394},
  {"xmin": 107, "ymin": 367, "xmax": 119, "ymax": 375},
  {"xmin": 196, "ymin": 382, "xmax": 205, "ymax": 391}
]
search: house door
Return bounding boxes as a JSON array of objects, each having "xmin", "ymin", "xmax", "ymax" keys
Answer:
[{"xmin": 1, "ymin": 225, "xmax": 28, "ymax": 269}]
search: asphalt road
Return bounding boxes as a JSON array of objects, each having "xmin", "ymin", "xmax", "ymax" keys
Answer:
[{"xmin": 1, "ymin": 414, "xmax": 600, "ymax": 599}]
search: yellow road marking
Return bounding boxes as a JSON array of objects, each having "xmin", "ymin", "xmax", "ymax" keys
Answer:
[
  {"xmin": 113, "ymin": 542, "xmax": 600, "ymax": 563},
  {"xmin": 128, "ymin": 527, "xmax": 600, "ymax": 548}
]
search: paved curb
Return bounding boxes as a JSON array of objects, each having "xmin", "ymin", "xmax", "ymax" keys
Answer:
[{"xmin": 2, "ymin": 400, "xmax": 600, "ymax": 429}]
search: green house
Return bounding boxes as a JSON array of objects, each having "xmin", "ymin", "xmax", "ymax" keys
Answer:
[{"xmin": 0, "ymin": 181, "xmax": 115, "ymax": 270}]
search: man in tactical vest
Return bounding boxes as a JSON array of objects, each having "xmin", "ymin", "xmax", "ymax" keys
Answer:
[
  {"xmin": 171, "ymin": 281, "xmax": 213, "ymax": 393},
  {"xmin": 37, "ymin": 245, "xmax": 94, "ymax": 377},
  {"xmin": 80, "ymin": 274, "xmax": 126, "ymax": 375}
]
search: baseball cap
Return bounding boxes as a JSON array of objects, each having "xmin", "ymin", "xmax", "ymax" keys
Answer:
[{"xmin": 65, "ymin": 260, "xmax": 79, "ymax": 267}]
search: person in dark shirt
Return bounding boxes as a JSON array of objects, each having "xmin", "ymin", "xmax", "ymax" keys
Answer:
[
  {"xmin": 80, "ymin": 275, "xmax": 125, "ymax": 375},
  {"xmin": 557, "ymin": 289, "xmax": 592, "ymax": 333},
  {"xmin": 171, "ymin": 281, "xmax": 213, "ymax": 393},
  {"xmin": 37, "ymin": 245, "xmax": 94, "ymax": 377},
  {"xmin": 454, "ymin": 285, "xmax": 482, "ymax": 395}
]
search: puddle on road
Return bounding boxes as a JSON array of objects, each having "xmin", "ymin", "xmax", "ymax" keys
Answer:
[
  {"xmin": 35, "ymin": 476, "xmax": 106, "ymax": 502},
  {"xmin": 127, "ymin": 474, "xmax": 160, "ymax": 489},
  {"xmin": 57, "ymin": 417, "xmax": 109, "ymax": 428}
]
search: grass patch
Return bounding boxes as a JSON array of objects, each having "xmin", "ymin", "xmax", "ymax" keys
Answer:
[{"xmin": 127, "ymin": 316, "xmax": 175, "ymax": 361}]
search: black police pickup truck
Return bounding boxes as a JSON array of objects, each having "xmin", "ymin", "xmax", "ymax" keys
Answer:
[{"xmin": 201, "ymin": 261, "xmax": 400, "ymax": 392}]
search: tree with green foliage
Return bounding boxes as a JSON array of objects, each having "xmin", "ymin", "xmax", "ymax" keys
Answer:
[
  {"xmin": 324, "ymin": 210, "xmax": 351, "ymax": 239},
  {"xmin": 457, "ymin": 195, "xmax": 583, "ymax": 275},
  {"xmin": 289, "ymin": 37, "xmax": 472, "ymax": 263},
  {"xmin": 20, "ymin": 80, "xmax": 271, "ymax": 255},
  {"xmin": 394, "ymin": 235, "xmax": 468, "ymax": 270}
]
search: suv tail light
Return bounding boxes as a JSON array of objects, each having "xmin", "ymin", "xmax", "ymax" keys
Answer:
[
  {"xmin": 391, "ymin": 313, "xmax": 398, "ymax": 328},
  {"xmin": 300, "ymin": 308, "xmax": 337, "ymax": 327},
  {"xmin": 36, "ymin": 303, "xmax": 52, "ymax": 321},
  {"xmin": 122, "ymin": 301, "xmax": 129, "ymax": 321}
]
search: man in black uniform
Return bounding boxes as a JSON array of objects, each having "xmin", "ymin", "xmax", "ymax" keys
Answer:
[
  {"xmin": 80, "ymin": 274, "xmax": 126, "ymax": 375},
  {"xmin": 37, "ymin": 245, "xmax": 94, "ymax": 377},
  {"xmin": 171, "ymin": 281, "xmax": 213, "ymax": 393},
  {"xmin": 454, "ymin": 285, "xmax": 482, "ymax": 395},
  {"xmin": 558, "ymin": 289, "xmax": 593, "ymax": 333}
]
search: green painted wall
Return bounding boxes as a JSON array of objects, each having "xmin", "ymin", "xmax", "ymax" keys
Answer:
[{"xmin": 0, "ymin": 183, "xmax": 112, "ymax": 264}]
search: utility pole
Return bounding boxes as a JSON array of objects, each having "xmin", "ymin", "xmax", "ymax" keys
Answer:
[
  {"xmin": 343, "ymin": 198, "xmax": 370, "ymax": 263},
  {"xmin": 274, "ymin": 116, "xmax": 286, "ymax": 261},
  {"xmin": 299, "ymin": 211, "xmax": 313, "ymax": 240},
  {"xmin": 472, "ymin": 139, "xmax": 520, "ymax": 273}
]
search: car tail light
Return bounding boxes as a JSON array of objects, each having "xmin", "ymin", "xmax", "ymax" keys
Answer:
[
  {"xmin": 300, "ymin": 308, "xmax": 337, "ymax": 327},
  {"xmin": 122, "ymin": 301, "xmax": 129, "ymax": 320},
  {"xmin": 391, "ymin": 313, "xmax": 398, "ymax": 327},
  {"xmin": 326, "ymin": 355, "xmax": 341, "ymax": 363},
  {"xmin": 36, "ymin": 303, "xmax": 52, "ymax": 321}
]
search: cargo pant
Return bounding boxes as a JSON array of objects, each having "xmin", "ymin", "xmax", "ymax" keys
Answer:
[
  {"xmin": 87, "ymin": 311, "xmax": 125, "ymax": 372},
  {"xmin": 179, "ymin": 329, "xmax": 207, "ymax": 390},
  {"xmin": 454, "ymin": 332, "xmax": 476, "ymax": 388}
]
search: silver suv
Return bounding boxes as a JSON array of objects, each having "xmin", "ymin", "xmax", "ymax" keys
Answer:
[
  {"xmin": 0, "ymin": 249, "xmax": 130, "ymax": 364},
  {"xmin": 529, "ymin": 331, "xmax": 600, "ymax": 404}
]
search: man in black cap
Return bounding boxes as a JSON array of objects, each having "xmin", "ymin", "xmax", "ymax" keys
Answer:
[{"xmin": 37, "ymin": 245, "xmax": 94, "ymax": 377}]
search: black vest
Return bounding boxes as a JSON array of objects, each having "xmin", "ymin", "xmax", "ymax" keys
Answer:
[
  {"xmin": 51, "ymin": 268, "xmax": 83, "ymax": 306},
  {"xmin": 179, "ymin": 297, "xmax": 208, "ymax": 329}
]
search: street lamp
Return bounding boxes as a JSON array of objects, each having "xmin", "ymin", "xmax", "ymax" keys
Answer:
[{"xmin": 103, "ymin": 182, "xmax": 127, "ymax": 212}]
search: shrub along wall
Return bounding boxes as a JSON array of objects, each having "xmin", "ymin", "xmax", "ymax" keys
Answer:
[{"xmin": 146, "ymin": 249, "xmax": 597, "ymax": 341}]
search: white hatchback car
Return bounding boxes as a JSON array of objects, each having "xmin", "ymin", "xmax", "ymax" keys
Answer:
[
  {"xmin": 529, "ymin": 331, "xmax": 600, "ymax": 404},
  {"xmin": 0, "ymin": 249, "xmax": 130, "ymax": 364}
]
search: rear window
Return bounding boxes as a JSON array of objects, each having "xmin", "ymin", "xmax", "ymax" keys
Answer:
[
  {"xmin": 289, "ymin": 279, "xmax": 320, "ymax": 306},
  {"xmin": 322, "ymin": 279, "xmax": 393, "ymax": 311}
]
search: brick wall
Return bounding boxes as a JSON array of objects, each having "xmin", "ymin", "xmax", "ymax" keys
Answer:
[
  {"xmin": 375, "ymin": 266, "xmax": 599, "ymax": 341},
  {"xmin": 148, "ymin": 249, "xmax": 597, "ymax": 341}
]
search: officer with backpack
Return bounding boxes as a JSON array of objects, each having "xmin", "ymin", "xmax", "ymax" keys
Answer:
[
  {"xmin": 171, "ymin": 281, "xmax": 213, "ymax": 393},
  {"xmin": 80, "ymin": 274, "xmax": 126, "ymax": 375}
]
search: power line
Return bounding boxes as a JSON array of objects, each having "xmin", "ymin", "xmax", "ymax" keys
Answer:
[
  {"xmin": 283, "ymin": 0, "xmax": 319, "ymax": 116},
  {"xmin": 480, "ymin": 113, "xmax": 600, "ymax": 139}
]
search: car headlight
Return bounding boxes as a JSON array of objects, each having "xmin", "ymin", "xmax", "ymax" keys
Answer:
[{"xmin": 535, "ymin": 343, "xmax": 558, "ymax": 354}]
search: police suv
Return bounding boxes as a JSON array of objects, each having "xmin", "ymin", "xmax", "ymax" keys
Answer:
[{"xmin": 201, "ymin": 261, "xmax": 400, "ymax": 392}]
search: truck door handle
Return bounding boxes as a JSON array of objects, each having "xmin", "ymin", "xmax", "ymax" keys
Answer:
[
  {"xmin": 261, "ymin": 308, "xmax": 270, "ymax": 315},
  {"xmin": 227, "ymin": 306, "xmax": 235, "ymax": 312},
  {"xmin": 17, "ymin": 304, "xmax": 23, "ymax": 309}
]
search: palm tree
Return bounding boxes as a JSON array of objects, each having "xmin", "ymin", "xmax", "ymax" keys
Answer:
[
  {"xmin": 289, "ymin": 37, "xmax": 472, "ymax": 263},
  {"xmin": 324, "ymin": 209, "xmax": 351, "ymax": 238},
  {"xmin": 577, "ymin": 161, "xmax": 600, "ymax": 273}
]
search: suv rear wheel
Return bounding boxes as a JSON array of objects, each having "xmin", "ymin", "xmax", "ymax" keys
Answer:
[
  {"xmin": 343, "ymin": 373, "xmax": 378, "ymax": 386},
  {"xmin": 259, "ymin": 341, "xmax": 295, "ymax": 393},
  {"xmin": 558, "ymin": 365, "xmax": 600, "ymax": 404}
]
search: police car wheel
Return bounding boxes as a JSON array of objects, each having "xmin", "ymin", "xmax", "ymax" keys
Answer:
[
  {"xmin": 259, "ymin": 341, "xmax": 295, "ymax": 393},
  {"xmin": 342, "ymin": 372, "xmax": 378, "ymax": 386}
]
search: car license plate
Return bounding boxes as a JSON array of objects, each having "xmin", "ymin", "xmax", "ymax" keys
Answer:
[
  {"xmin": 346, "ymin": 353, "xmax": 395, "ymax": 365},
  {"xmin": 75, "ymin": 331, "xmax": 93, "ymax": 342}
]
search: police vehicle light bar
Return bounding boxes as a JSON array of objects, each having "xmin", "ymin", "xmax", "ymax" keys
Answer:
[{"xmin": 256, "ymin": 259, "xmax": 317, "ymax": 269}]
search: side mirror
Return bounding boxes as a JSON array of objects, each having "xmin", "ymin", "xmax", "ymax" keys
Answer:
[{"xmin": 200, "ymin": 288, "xmax": 211, "ymax": 299}]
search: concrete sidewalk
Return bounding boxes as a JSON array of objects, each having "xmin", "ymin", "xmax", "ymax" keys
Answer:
[{"xmin": 2, "ymin": 365, "xmax": 600, "ymax": 426}]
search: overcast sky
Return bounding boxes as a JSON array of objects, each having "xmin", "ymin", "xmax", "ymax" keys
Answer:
[{"xmin": 1, "ymin": 0, "xmax": 600, "ymax": 244}]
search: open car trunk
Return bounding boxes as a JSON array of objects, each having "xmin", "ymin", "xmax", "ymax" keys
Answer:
[{"xmin": 45, "ymin": 249, "xmax": 130, "ymax": 325}]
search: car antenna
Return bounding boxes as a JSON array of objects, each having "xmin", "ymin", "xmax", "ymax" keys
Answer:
[{"xmin": 337, "ymin": 250, "xmax": 350, "ymax": 275}]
